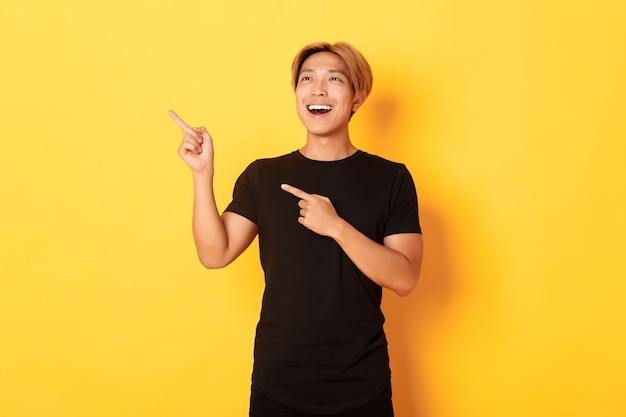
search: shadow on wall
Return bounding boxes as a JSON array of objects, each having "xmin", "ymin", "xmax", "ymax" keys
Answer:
[
  {"xmin": 359, "ymin": 73, "xmax": 455, "ymax": 417},
  {"xmin": 383, "ymin": 208, "xmax": 453, "ymax": 417}
]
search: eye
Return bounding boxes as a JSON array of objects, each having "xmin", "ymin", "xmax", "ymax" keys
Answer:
[
  {"xmin": 300, "ymin": 75, "xmax": 312, "ymax": 82},
  {"xmin": 330, "ymin": 76, "xmax": 342, "ymax": 82}
]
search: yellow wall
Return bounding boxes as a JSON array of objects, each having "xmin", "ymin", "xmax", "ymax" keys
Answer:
[{"xmin": 1, "ymin": 1, "xmax": 624, "ymax": 416}]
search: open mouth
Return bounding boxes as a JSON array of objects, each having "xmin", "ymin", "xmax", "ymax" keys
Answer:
[{"xmin": 307, "ymin": 104, "xmax": 333, "ymax": 115}]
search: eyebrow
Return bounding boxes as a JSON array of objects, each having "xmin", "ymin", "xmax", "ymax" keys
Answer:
[{"xmin": 299, "ymin": 68, "xmax": 348, "ymax": 77}]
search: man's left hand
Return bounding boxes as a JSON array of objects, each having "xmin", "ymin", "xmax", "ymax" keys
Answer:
[{"xmin": 281, "ymin": 184, "xmax": 344, "ymax": 238}]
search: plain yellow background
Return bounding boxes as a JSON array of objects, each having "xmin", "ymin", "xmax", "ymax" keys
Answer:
[{"xmin": 1, "ymin": 1, "xmax": 625, "ymax": 416}]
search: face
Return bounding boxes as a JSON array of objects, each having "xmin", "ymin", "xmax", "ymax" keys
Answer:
[{"xmin": 295, "ymin": 52, "xmax": 364, "ymax": 138}]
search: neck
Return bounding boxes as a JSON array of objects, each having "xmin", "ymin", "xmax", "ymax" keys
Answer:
[{"xmin": 300, "ymin": 133, "xmax": 357, "ymax": 161}]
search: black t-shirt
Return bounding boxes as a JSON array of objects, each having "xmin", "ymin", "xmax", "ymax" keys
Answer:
[{"xmin": 225, "ymin": 150, "xmax": 421, "ymax": 414}]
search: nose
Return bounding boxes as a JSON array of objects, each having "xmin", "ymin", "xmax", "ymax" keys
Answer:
[{"xmin": 312, "ymin": 79, "xmax": 327, "ymax": 96}]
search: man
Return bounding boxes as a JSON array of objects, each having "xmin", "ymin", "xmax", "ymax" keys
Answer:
[{"xmin": 170, "ymin": 41, "xmax": 423, "ymax": 417}]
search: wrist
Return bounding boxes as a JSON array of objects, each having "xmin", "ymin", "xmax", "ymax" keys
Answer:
[
  {"xmin": 192, "ymin": 168, "xmax": 214, "ymax": 183},
  {"xmin": 330, "ymin": 218, "xmax": 350, "ymax": 242}
]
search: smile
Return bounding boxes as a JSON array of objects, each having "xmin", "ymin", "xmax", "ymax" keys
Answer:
[{"xmin": 307, "ymin": 104, "xmax": 333, "ymax": 115}]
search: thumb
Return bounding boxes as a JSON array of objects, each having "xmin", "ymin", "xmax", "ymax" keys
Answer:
[
  {"xmin": 196, "ymin": 127, "xmax": 214, "ymax": 156},
  {"xmin": 196, "ymin": 127, "xmax": 211, "ymax": 141}
]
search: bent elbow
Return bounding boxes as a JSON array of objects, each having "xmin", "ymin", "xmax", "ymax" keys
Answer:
[
  {"xmin": 394, "ymin": 274, "xmax": 420, "ymax": 297},
  {"xmin": 199, "ymin": 259, "xmax": 223, "ymax": 269},
  {"xmin": 394, "ymin": 284, "xmax": 415, "ymax": 297},
  {"xmin": 197, "ymin": 252, "xmax": 230, "ymax": 269}
]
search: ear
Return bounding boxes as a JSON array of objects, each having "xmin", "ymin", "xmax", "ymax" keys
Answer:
[{"xmin": 351, "ymin": 93, "xmax": 366, "ymax": 113}]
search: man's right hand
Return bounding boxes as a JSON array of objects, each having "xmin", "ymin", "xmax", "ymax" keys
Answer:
[{"xmin": 169, "ymin": 110, "xmax": 214, "ymax": 173}]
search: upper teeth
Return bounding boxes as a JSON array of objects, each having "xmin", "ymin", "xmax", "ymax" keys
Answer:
[{"xmin": 308, "ymin": 105, "xmax": 332, "ymax": 110}]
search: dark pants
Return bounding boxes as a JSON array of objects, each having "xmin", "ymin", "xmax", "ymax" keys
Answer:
[{"xmin": 249, "ymin": 385, "xmax": 394, "ymax": 417}]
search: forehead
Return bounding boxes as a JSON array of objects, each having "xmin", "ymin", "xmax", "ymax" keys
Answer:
[{"xmin": 300, "ymin": 51, "xmax": 349, "ymax": 74}]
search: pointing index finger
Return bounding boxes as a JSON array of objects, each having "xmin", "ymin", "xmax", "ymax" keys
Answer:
[
  {"xmin": 281, "ymin": 184, "xmax": 311, "ymax": 200},
  {"xmin": 168, "ymin": 110, "xmax": 195, "ymax": 133}
]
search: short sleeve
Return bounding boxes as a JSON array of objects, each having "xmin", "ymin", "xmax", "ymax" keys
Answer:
[
  {"xmin": 384, "ymin": 165, "xmax": 421, "ymax": 236},
  {"xmin": 224, "ymin": 161, "xmax": 259, "ymax": 225}
]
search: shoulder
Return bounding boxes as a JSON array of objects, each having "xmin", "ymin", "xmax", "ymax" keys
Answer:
[
  {"xmin": 255, "ymin": 150, "xmax": 299, "ymax": 164},
  {"xmin": 247, "ymin": 151, "xmax": 300, "ymax": 170},
  {"xmin": 234, "ymin": 151, "xmax": 301, "ymax": 190},
  {"xmin": 356, "ymin": 151, "xmax": 410, "ymax": 175},
  {"xmin": 238, "ymin": 151, "xmax": 299, "ymax": 175},
  {"xmin": 358, "ymin": 151, "xmax": 402, "ymax": 166}
]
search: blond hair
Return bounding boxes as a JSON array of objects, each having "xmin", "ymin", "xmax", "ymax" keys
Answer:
[{"xmin": 291, "ymin": 41, "xmax": 373, "ymax": 99}]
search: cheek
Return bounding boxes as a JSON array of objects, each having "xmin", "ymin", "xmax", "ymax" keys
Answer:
[
  {"xmin": 295, "ymin": 85, "xmax": 309, "ymax": 98},
  {"xmin": 295, "ymin": 97, "xmax": 308, "ymax": 112}
]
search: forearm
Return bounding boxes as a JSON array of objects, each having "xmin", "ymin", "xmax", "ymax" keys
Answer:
[
  {"xmin": 332, "ymin": 220, "xmax": 422, "ymax": 297},
  {"xmin": 190, "ymin": 170, "xmax": 230, "ymax": 268}
]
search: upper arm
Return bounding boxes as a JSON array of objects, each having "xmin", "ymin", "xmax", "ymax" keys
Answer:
[
  {"xmin": 222, "ymin": 211, "xmax": 258, "ymax": 262},
  {"xmin": 383, "ymin": 233, "xmax": 424, "ymax": 276},
  {"xmin": 199, "ymin": 211, "xmax": 257, "ymax": 269}
]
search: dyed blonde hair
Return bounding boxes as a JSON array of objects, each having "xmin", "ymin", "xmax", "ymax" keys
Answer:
[{"xmin": 291, "ymin": 41, "xmax": 373, "ymax": 100}]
